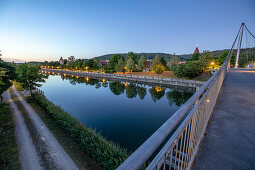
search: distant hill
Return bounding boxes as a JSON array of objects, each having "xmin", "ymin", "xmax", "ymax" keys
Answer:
[
  {"xmin": 95, "ymin": 48, "xmax": 255, "ymax": 61},
  {"xmin": 95, "ymin": 53, "xmax": 191, "ymax": 61}
]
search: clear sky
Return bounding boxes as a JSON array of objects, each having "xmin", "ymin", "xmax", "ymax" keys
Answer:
[{"xmin": 0, "ymin": 0, "xmax": 254, "ymax": 62}]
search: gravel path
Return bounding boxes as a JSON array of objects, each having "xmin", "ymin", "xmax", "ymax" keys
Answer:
[
  {"xmin": 6, "ymin": 90, "xmax": 43, "ymax": 170},
  {"xmin": 11, "ymin": 86, "xmax": 79, "ymax": 170}
]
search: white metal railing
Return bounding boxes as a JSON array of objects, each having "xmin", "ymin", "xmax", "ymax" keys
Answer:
[{"xmin": 116, "ymin": 25, "xmax": 241, "ymax": 170}]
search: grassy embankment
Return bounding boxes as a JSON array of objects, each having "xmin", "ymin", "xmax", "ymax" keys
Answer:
[
  {"xmin": 26, "ymin": 92, "xmax": 129, "ymax": 169},
  {"xmin": 0, "ymin": 101, "xmax": 20, "ymax": 169}
]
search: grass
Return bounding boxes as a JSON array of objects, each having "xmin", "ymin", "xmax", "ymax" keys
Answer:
[
  {"xmin": 0, "ymin": 102, "xmax": 20, "ymax": 169},
  {"xmin": 12, "ymin": 81, "xmax": 24, "ymax": 91},
  {"xmin": 27, "ymin": 93, "xmax": 129, "ymax": 169},
  {"xmin": 26, "ymin": 96, "xmax": 102, "ymax": 170}
]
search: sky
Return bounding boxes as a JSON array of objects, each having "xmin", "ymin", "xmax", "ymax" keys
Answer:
[{"xmin": 0, "ymin": 0, "xmax": 254, "ymax": 62}]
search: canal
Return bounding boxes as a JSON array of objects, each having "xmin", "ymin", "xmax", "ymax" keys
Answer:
[{"xmin": 40, "ymin": 74, "xmax": 194, "ymax": 151}]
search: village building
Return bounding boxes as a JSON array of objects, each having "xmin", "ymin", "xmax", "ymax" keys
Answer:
[
  {"xmin": 99, "ymin": 60, "xmax": 109, "ymax": 66},
  {"xmin": 59, "ymin": 57, "xmax": 64, "ymax": 65},
  {"xmin": 193, "ymin": 46, "xmax": 200, "ymax": 54}
]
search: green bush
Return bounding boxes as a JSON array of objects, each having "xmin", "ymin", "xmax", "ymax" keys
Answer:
[
  {"xmin": 173, "ymin": 64, "xmax": 186, "ymax": 77},
  {"xmin": 183, "ymin": 61, "xmax": 203, "ymax": 78},
  {"xmin": 173, "ymin": 62, "xmax": 202, "ymax": 79},
  {"xmin": 30, "ymin": 93, "xmax": 128, "ymax": 169},
  {"xmin": 155, "ymin": 66, "xmax": 164, "ymax": 74}
]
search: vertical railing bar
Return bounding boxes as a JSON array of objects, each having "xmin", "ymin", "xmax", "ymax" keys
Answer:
[
  {"xmin": 177, "ymin": 133, "xmax": 184, "ymax": 170},
  {"xmin": 174, "ymin": 141, "xmax": 179, "ymax": 170},
  {"xmin": 184, "ymin": 121, "xmax": 191, "ymax": 169},
  {"xmin": 180, "ymin": 125, "xmax": 188, "ymax": 170},
  {"xmin": 169, "ymin": 145, "xmax": 174, "ymax": 170}
]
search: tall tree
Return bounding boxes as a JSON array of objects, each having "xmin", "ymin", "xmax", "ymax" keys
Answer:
[
  {"xmin": 126, "ymin": 52, "xmax": 138, "ymax": 64},
  {"xmin": 16, "ymin": 64, "xmax": 47, "ymax": 93},
  {"xmin": 160, "ymin": 57, "xmax": 167, "ymax": 66},
  {"xmin": 115, "ymin": 58, "xmax": 124, "ymax": 72},
  {"xmin": 137, "ymin": 55, "xmax": 147, "ymax": 71},
  {"xmin": 0, "ymin": 59, "xmax": 16, "ymax": 95},
  {"xmin": 68, "ymin": 56, "xmax": 75, "ymax": 63},
  {"xmin": 109, "ymin": 54, "xmax": 124, "ymax": 71},
  {"xmin": 168, "ymin": 55, "xmax": 179, "ymax": 70},
  {"xmin": 126, "ymin": 58, "xmax": 136, "ymax": 72}
]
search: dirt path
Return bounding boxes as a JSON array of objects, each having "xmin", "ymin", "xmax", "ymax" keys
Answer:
[
  {"xmin": 11, "ymin": 86, "xmax": 79, "ymax": 170},
  {"xmin": 5, "ymin": 90, "xmax": 43, "ymax": 170}
]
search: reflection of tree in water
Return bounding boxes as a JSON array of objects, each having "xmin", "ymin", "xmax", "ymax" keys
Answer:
[
  {"xmin": 149, "ymin": 87, "xmax": 165, "ymax": 102},
  {"xmin": 126, "ymin": 84, "xmax": 138, "ymax": 98},
  {"xmin": 102, "ymin": 82, "xmax": 108, "ymax": 88},
  {"xmin": 109, "ymin": 82, "xmax": 125, "ymax": 95},
  {"xmin": 137, "ymin": 86, "xmax": 147, "ymax": 100},
  {"xmin": 166, "ymin": 90, "xmax": 193, "ymax": 107}
]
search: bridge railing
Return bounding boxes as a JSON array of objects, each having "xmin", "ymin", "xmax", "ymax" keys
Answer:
[{"xmin": 116, "ymin": 26, "xmax": 240, "ymax": 170}]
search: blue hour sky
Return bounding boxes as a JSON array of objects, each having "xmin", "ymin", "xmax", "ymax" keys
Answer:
[{"xmin": 0, "ymin": 0, "xmax": 254, "ymax": 62}]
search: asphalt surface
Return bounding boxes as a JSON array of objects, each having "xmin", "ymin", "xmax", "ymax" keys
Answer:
[{"xmin": 193, "ymin": 70, "xmax": 255, "ymax": 170}]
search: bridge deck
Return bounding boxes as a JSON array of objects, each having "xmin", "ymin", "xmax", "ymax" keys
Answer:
[{"xmin": 193, "ymin": 69, "xmax": 255, "ymax": 169}]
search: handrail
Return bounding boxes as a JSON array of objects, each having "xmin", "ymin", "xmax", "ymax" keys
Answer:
[{"xmin": 116, "ymin": 24, "xmax": 242, "ymax": 170}]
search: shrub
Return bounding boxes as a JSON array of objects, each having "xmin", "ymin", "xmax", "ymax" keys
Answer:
[
  {"xmin": 173, "ymin": 64, "xmax": 186, "ymax": 77},
  {"xmin": 155, "ymin": 66, "xmax": 164, "ymax": 74},
  {"xmin": 30, "ymin": 93, "xmax": 128, "ymax": 169}
]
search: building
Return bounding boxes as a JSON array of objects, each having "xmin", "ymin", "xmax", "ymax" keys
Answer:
[
  {"xmin": 193, "ymin": 46, "xmax": 200, "ymax": 54},
  {"xmin": 59, "ymin": 57, "xmax": 64, "ymax": 65},
  {"xmin": 100, "ymin": 60, "xmax": 109, "ymax": 66}
]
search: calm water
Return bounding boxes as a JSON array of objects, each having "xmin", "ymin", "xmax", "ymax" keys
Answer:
[{"xmin": 40, "ymin": 74, "xmax": 194, "ymax": 151}]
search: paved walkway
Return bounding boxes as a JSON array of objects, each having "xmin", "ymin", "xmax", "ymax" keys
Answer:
[{"xmin": 193, "ymin": 69, "xmax": 255, "ymax": 170}]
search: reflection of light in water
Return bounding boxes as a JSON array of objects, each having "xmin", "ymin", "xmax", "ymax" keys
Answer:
[
  {"xmin": 86, "ymin": 77, "xmax": 89, "ymax": 81},
  {"xmin": 102, "ymin": 78, "xmax": 106, "ymax": 83},
  {"xmin": 155, "ymin": 86, "xmax": 164, "ymax": 92}
]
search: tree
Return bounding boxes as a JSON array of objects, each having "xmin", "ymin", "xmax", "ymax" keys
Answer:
[
  {"xmin": 68, "ymin": 56, "xmax": 75, "ymax": 63},
  {"xmin": 168, "ymin": 56, "xmax": 179, "ymax": 70},
  {"xmin": 126, "ymin": 52, "xmax": 138, "ymax": 64},
  {"xmin": 115, "ymin": 58, "xmax": 124, "ymax": 72},
  {"xmin": 160, "ymin": 57, "xmax": 167, "ymax": 66},
  {"xmin": 16, "ymin": 64, "xmax": 47, "ymax": 93},
  {"xmin": 109, "ymin": 54, "xmax": 124, "ymax": 71},
  {"xmin": 216, "ymin": 50, "xmax": 229, "ymax": 65},
  {"xmin": 126, "ymin": 58, "xmax": 136, "ymax": 72},
  {"xmin": 0, "ymin": 59, "xmax": 16, "ymax": 95},
  {"xmin": 137, "ymin": 55, "xmax": 147, "ymax": 71},
  {"xmin": 93, "ymin": 58, "xmax": 100, "ymax": 69},
  {"xmin": 86, "ymin": 59, "xmax": 95, "ymax": 68},
  {"xmin": 151, "ymin": 55, "xmax": 166, "ymax": 74},
  {"xmin": 188, "ymin": 53, "xmax": 200, "ymax": 61}
]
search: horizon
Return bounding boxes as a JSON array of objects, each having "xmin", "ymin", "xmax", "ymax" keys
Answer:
[{"xmin": 0, "ymin": 0, "xmax": 255, "ymax": 62}]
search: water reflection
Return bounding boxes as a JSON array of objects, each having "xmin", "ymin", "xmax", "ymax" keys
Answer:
[
  {"xmin": 58, "ymin": 74, "xmax": 193, "ymax": 106},
  {"xmin": 41, "ymin": 73, "xmax": 194, "ymax": 151}
]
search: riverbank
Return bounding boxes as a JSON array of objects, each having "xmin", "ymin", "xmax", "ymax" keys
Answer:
[
  {"xmin": 121, "ymin": 71, "xmax": 212, "ymax": 81},
  {"xmin": 41, "ymin": 68, "xmax": 205, "ymax": 88},
  {"xmin": 28, "ymin": 92, "xmax": 129, "ymax": 169}
]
